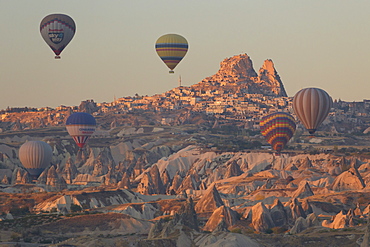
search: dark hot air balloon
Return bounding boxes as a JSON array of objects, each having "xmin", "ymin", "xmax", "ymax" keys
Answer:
[
  {"xmin": 40, "ymin": 14, "xmax": 76, "ymax": 59},
  {"xmin": 155, "ymin": 34, "xmax": 188, "ymax": 73},
  {"xmin": 292, "ymin": 87, "xmax": 332, "ymax": 135},
  {"xmin": 66, "ymin": 112, "xmax": 96, "ymax": 149},
  {"xmin": 19, "ymin": 140, "xmax": 52, "ymax": 178},
  {"xmin": 260, "ymin": 112, "xmax": 296, "ymax": 153}
]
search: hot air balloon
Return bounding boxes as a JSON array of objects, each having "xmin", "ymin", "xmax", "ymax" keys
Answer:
[
  {"xmin": 66, "ymin": 112, "xmax": 96, "ymax": 149},
  {"xmin": 292, "ymin": 87, "xmax": 333, "ymax": 135},
  {"xmin": 19, "ymin": 140, "xmax": 52, "ymax": 178},
  {"xmin": 260, "ymin": 112, "xmax": 296, "ymax": 153},
  {"xmin": 155, "ymin": 34, "xmax": 188, "ymax": 73},
  {"xmin": 40, "ymin": 14, "xmax": 76, "ymax": 59}
]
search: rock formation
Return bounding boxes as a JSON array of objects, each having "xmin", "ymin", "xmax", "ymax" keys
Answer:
[
  {"xmin": 78, "ymin": 100, "xmax": 98, "ymax": 114},
  {"xmin": 289, "ymin": 213, "xmax": 320, "ymax": 234},
  {"xmin": 269, "ymin": 198, "xmax": 288, "ymax": 227},
  {"xmin": 331, "ymin": 167, "xmax": 365, "ymax": 191},
  {"xmin": 167, "ymin": 171, "xmax": 183, "ymax": 195},
  {"xmin": 1, "ymin": 174, "xmax": 9, "ymax": 184},
  {"xmin": 291, "ymin": 181, "xmax": 314, "ymax": 199},
  {"xmin": 117, "ymin": 172, "xmax": 131, "ymax": 189},
  {"xmin": 251, "ymin": 202, "xmax": 274, "ymax": 232},
  {"xmin": 137, "ymin": 172, "xmax": 155, "ymax": 195},
  {"xmin": 192, "ymin": 54, "xmax": 287, "ymax": 97},
  {"xmin": 46, "ymin": 166, "xmax": 67, "ymax": 191},
  {"xmin": 285, "ymin": 198, "xmax": 306, "ymax": 223},
  {"xmin": 224, "ymin": 160, "xmax": 243, "ymax": 178},
  {"xmin": 12, "ymin": 168, "xmax": 29, "ymax": 184},
  {"xmin": 149, "ymin": 164, "xmax": 166, "ymax": 194},
  {"xmin": 148, "ymin": 197, "xmax": 199, "ymax": 239},
  {"xmin": 194, "ymin": 183, "xmax": 224, "ymax": 213},
  {"xmin": 322, "ymin": 210, "xmax": 355, "ymax": 229},
  {"xmin": 203, "ymin": 205, "xmax": 239, "ymax": 232}
]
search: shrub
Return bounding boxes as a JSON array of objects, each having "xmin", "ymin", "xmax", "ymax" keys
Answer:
[
  {"xmin": 230, "ymin": 228, "xmax": 242, "ymax": 234},
  {"xmin": 10, "ymin": 233, "xmax": 20, "ymax": 242},
  {"xmin": 70, "ymin": 204, "xmax": 82, "ymax": 213},
  {"xmin": 271, "ymin": 226, "xmax": 287, "ymax": 234},
  {"xmin": 265, "ymin": 228, "xmax": 273, "ymax": 234}
]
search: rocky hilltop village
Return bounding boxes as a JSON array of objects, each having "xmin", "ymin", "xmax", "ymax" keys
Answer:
[
  {"xmin": 0, "ymin": 54, "xmax": 370, "ymax": 246},
  {"xmin": 191, "ymin": 53, "xmax": 287, "ymax": 97}
]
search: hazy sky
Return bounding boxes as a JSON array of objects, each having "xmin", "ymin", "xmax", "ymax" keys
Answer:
[{"xmin": 1, "ymin": 1, "xmax": 369, "ymax": 110}]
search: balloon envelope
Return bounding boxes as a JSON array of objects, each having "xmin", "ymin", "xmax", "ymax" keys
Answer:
[
  {"xmin": 40, "ymin": 14, "xmax": 76, "ymax": 59},
  {"xmin": 292, "ymin": 87, "xmax": 333, "ymax": 135},
  {"xmin": 19, "ymin": 141, "xmax": 52, "ymax": 177},
  {"xmin": 155, "ymin": 34, "xmax": 188, "ymax": 73},
  {"xmin": 66, "ymin": 112, "xmax": 96, "ymax": 148},
  {"xmin": 260, "ymin": 112, "xmax": 296, "ymax": 153}
]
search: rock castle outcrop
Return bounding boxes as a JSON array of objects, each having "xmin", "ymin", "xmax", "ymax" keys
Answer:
[{"xmin": 192, "ymin": 54, "xmax": 287, "ymax": 97}]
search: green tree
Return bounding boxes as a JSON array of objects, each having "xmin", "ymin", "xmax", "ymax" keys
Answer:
[{"xmin": 70, "ymin": 204, "xmax": 82, "ymax": 212}]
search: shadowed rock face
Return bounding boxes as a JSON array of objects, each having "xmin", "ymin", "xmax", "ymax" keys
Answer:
[
  {"xmin": 289, "ymin": 213, "xmax": 320, "ymax": 234},
  {"xmin": 270, "ymin": 199, "xmax": 288, "ymax": 227},
  {"xmin": 285, "ymin": 198, "xmax": 307, "ymax": 224},
  {"xmin": 149, "ymin": 164, "xmax": 166, "ymax": 194},
  {"xmin": 148, "ymin": 197, "xmax": 199, "ymax": 239}
]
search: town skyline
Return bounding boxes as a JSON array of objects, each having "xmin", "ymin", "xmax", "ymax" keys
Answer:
[{"xmin": 1, "ymin": 1, "xmax": 370, "ymax": 110}]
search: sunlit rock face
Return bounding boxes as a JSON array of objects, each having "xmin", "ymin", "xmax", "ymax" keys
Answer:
[
  {"xmin": 251, "ymin": 202, "xmax": 274, "ymax": 232},
  {"xmin": 203, "ymin": 205, "xmax": 239, "ymax": 232},
  {"xmin": 194, "ymin": 183, "xmax": 224, "ymax": 214},
  {"xmin": 192, "ymin": 53, "xmax": 287, "ymax": 97},
  {"xmin": 330, "ymin": 167, "xmax": 365, "ymax": 191}
]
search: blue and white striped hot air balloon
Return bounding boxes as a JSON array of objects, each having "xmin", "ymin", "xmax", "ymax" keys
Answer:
[{"xmin": 66, "ymin": 112, "xmax": 96, "ymax": 149}]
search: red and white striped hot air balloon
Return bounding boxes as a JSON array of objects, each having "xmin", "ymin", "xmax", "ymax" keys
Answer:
[
  {"xmin": 40, "ymin": 14, "xmax": 76, "ymax": 59},
  {"xmin": 66, "ymin": 112, "xmax": 96, "ymax": 149}
]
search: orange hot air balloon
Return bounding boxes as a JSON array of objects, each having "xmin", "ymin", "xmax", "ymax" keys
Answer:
[
  {"xmin": 293, "ymin": 87, "xmax": 333, "ymax": 135},
  {"xmin": 260, "ymin": 112, "xmax": 296, "ymax": 153}
]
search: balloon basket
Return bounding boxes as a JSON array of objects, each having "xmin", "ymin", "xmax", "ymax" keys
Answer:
[
  {"xmin": 169, "ymin": 70, "xmax": 174, "ymax": 74},
  {"xmin": 55, "ymin": 55, "xmax": 61, "ymax": 59}
]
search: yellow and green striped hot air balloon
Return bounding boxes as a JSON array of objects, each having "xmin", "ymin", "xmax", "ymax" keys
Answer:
[
  {"xmin": 155, "ymin": 34, "xmax": 188, "ymax": 73},
  {"xmin": 260, "ymin": 112, "xmax": 296, "ymax": 153}
]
